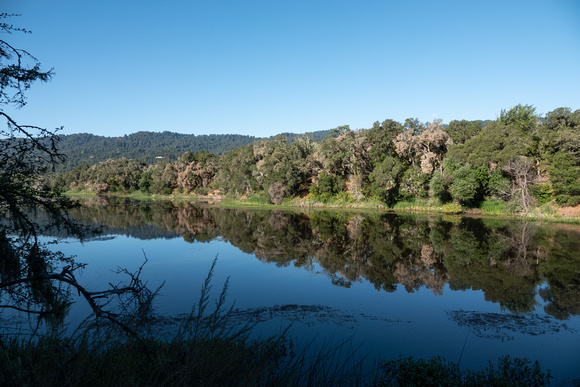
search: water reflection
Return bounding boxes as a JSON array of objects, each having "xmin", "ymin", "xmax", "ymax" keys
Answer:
[{"xmin": 66, "ymin": 197, "xmax": 580, "ymax": 320}]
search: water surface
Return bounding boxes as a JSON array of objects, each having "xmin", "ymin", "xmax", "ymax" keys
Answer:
[{"xmin": 41, "ymin": 198, "xmax": 580, "ymax": 383}]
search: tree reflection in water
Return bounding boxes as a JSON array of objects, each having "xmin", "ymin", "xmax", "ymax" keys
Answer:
[{"xmin": 62, "ymin": 197, "xmax": 580, "ymax": 321}]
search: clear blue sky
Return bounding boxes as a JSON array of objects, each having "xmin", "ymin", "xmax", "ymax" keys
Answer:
[{"xmin": 3, "ymin": 0, "xmax": 580, "ymax": 137}]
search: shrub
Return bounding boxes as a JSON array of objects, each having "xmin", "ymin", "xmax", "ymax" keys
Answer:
[
  {"xmin": 429, "ymin": 170, "xmax": 452, "ymax": 203},
  {"xmin": 373, "ymin": 355, "xmax": 551, "ymax": 386},
  {"xmin": 530, "ymin": 183, "xmax": 552, "ymax": 204},
  {"xmin": 310, "ymin": 172, "xmax": 341, "ymax": 202},
  {"xmin": 374, "ymin": 356, "xmax": 462, "ymax": 386},
  {"xmin": 399, "ymin": 165, "xmax": 429, "ymax": 200},
  {"xmin": 548, "ymin": 152, "xmax": 580, "ymax": 206},
  {"xmin": 450, "ymin": 165, "xmax": 479, "ymax": 204},
  {"xmin": 442, "ymin": 202, "xmax": 463, "ymax": 214},
  {"xmin": 336, "ymin": 191, "xmax": 354, "ymax": 203}
]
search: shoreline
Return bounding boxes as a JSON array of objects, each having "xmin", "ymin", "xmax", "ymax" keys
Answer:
[{"xmin": 63, "ymin": 190, "xmax": 580, "ymax": 226}]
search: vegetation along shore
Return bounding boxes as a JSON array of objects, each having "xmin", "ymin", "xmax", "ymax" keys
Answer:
[{"xmin": 51, "ymin": 104, "xmax": 580, "ymax": 221}]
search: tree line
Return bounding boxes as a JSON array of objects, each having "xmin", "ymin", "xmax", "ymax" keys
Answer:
[
  {"xmin": 52, "ymin": 105, "xmax": 580, "ymax": 213},
  {"xmin": 52, "ymin": 132, "xmax": 259, "ymax": 171},
  {"xmin": 52, "ymin": 130, "xmax": 334, "ymax": 172}
]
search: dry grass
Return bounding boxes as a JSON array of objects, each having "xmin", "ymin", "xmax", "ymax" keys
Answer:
[{"xmin": 556, "ymin": 204, "xmax": 580, "ymax": 218}]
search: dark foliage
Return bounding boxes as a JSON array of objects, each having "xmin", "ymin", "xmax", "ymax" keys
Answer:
[{"xmin": 373, "ymin": 355, "xmax": 551, "ymax": 386}]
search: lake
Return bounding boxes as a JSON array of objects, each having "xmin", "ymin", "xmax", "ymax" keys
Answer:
[{"xmin": 37, "ymin": 198, "xmax": 580, "ymax": 383}]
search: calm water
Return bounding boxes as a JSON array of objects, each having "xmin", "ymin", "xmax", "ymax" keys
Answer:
[{"xmin": 40, "ymin": 198, "xmax": 580, "ymax": 383}]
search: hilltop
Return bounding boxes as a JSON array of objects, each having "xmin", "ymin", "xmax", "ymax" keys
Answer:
[{"xmin": 55, "ymin": 130, "xmax": 332, "ymax": 172}]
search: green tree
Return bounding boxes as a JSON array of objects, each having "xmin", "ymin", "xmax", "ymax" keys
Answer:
[
  {"xmin": 257, "ymin": 136, "xmax": 309, "ymax": 198},
  {"xmin": 540, "ymin": 107, "xmax": 580, "ymax": 159},
  {"xmin": 369, "ymin": 156, "xmax": 405, "ymax": 205},
  {"xmin": 399, "ymin": 165, "xmax": 429, "ymax": 199},
  {"xmin": 192, "ymin": 150, "xmax": 215, "ymax": 166},
  {"xmin": 446, "ymin": 120, "xmax": 482, "ymax": 144},
  {"xmin": 487, "ymin": 169, "xmax": 512, "ymax": 200},
  {"xmin": 367, "ymin": 119, "xmax": 403, "ymax": 163},
  {"xmin": 138, "ymin": 168, "xmax": 153, "ymax": 193},
  {"xmin": 545, "ymin": 107, "xmax": 580, "ymax": 131},
  {"xmin": 429, "ymin": 170, "xmax": 451, "ymax": 203},
  {"xmin": 448, "ymin": 106, "xmax": 539, "ymax": 169},
  {"xmin": 309, "ymin": 171, "xmax": 341, "ymax": 201},
  {"xmin": 317, "ymin": 126, "xmax": 354, "ymax": 177},
  {"xmin": 403, "ymin": 117, "xmax": 425, "ymax": 135},
  {"xmin": 500, "ymin": 104, "xmax": 539, "ymax": 133},
  {"xmin": 449, "ymin": 165, "xmax": 479, "ymax": 204},
  {"xmin": 149, "ymin": 162, "xmax": 177, "ymax": 194},
  {"xmin": 548, "ymin": 152, "xmax": 580, "ymax": 206},
  {"xmin": 448, "ymin": 120, "xmax": 532, "ymax": 168},
  {"xmin": 430, "ymin": 159, "xmax": 489, "ymax": 206},
  {"xmin": 216, "ymin": 145, "xmax": 257, "ymax": 196}
]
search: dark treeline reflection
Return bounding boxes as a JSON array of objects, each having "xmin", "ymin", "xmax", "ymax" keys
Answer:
[{"xmin": 63, "ymin": 198, "xmax": 580, "ymax": 320}]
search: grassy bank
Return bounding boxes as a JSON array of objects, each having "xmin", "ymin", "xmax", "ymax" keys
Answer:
[
  {"xmin": 221, "ymin": 195, "xmax": 580, "ymax": 224},
  {"xmin": 63, "ymin": 190, "xmax": 580, "ymax": 224}
]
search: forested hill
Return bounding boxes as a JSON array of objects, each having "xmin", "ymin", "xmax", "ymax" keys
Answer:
[
  {"xmin": 277, "ymin": 131, "xmax": 333, "ymax": 143},
  {"xmin": 54, "ymin": 132, "xmax": 259, "ymax": 170},
  {"xmin": 55, "ymin": 130, "xmax": 332, "ymax": 172}
]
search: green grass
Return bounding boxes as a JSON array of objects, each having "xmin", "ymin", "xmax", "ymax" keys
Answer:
[
  {"xmin": 64, "ymin": 189, "xmax": 580, "ymax": 225},
  {"xmin": 479, "ymin": 199, "xmax": 509, "ymax": 215},
  {"xmin": 221, "ymin": 193, "xmax": 387, "ymax": 211},
  {"xmin": 392, "ymin": 199, "xmax": 449, "ymax": 213},
  {"xmin": 219, "ymin": 194, "xmax": 272, "ymax": 208},
  {"xmin": 62, "ymin": 189, "xmax": 97, "ymax": 197}
]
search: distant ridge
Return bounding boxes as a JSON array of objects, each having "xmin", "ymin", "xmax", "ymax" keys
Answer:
[{"xmin": 55, "ymin": 130, "xmax": 333, "ymax": 172}]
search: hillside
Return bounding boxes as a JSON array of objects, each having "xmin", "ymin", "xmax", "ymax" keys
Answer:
[
  {"xmin": 54, "ymin": 130, "xmax": 332, "ymax": 172},
  {"xmin": 53, "ymin": 106, "xmax": 580, "ymax": 213}
]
